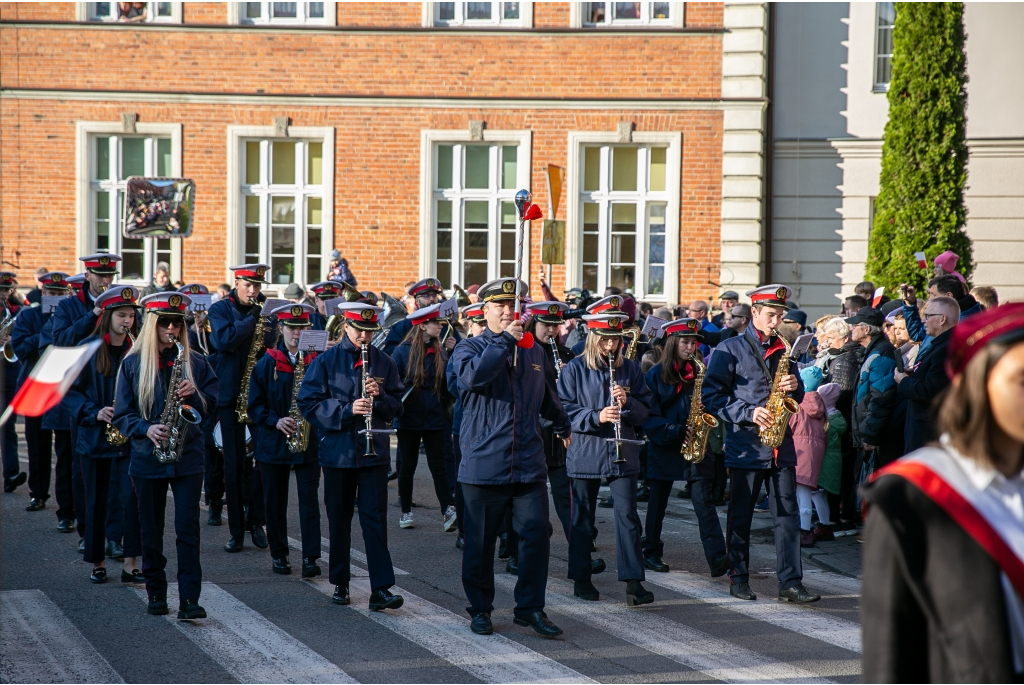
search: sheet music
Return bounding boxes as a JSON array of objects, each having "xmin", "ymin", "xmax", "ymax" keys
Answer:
[
  {"xmin": 298, "ymin": 330, "xmax": 328, "ymax": 352},
  {"xmin": 260, "ymin": 298, "xmax": 291, "ymax": 316}
]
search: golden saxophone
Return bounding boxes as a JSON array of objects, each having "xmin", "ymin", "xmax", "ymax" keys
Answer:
[
  {"xmin": 622, "ymin": 325, "xmax": 640, "ymax": 360},
  {"xmin": 154, "ymin": 340, "xmax": 201, "ymax": 464},
  {"xmin": 1, "ymin": 310, "xmax": 17, "ymax": 362},
  {"xmin": 758, "ymin": 330, "xmax": 801, "ymax": 449},
  {"xmin": 286, "ymin": 348, "xmax": 311, "ymax": 453},
  {"xmin": 236, "ymin": 300, "xmax": 267, "ymax": 424},
  {"xmin": 680, "ymin": 353, "xmax": 718, "ymax": 463},
  {"xmin": 106, "ymin": 326, "xmax": 135, "ymax": 446}
]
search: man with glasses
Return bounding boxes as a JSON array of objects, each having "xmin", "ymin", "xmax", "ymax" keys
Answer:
[
  {"xmin": 711, "ymin": 291, "xmax": 739, "ymax": 329},
  {"xmin": 686, "ymin": 300, "xmax": 719, "ymax": 354}
]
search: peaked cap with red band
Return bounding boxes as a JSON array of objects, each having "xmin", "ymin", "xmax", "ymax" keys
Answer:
[
  {"xmin": 139, "ymin": 291, "xmax": 191, "ymax": 315},
  {"xmin": 359, "ymin": 291, "xmax": 379, "ymax": 306},
  {"xmin": 583, "ymin": 313, "xmax": 625, "ymax": 336},
  {"xmin": 586, "ymin": 295, "xmax": 625, "ymax": 315},
  {"xmin": 178, "ymin": 283, "xmax": 209, "ymax": 296},
  {"xmin": 461, "ymin": 303, "xmax": 485, "ymax": 322},
  {"xmin": 229, "ymin": 263, "xmax": 269, "ymax": 283},
  {"xmin": 0, "ymin": 271, "xmax": 16, "ymax": 287},
  {"xmin": 66, "ymin": 274, "xmax": 86, "ymax": 291},
  {"xmin": 80, "ymin": 253, "xmax": 122, "ymax": 275},
  {"xmin": 410, "ymin": 278, "xmax": 444, "ymax": 298},
  {"xmin": 38, "ymin": 272, "xmax": 71, "ymax": 291},
  {"xmin": 527, "ymin": 301, "xmax": 569, "ymax": 324},
  {"xmin": 407, "ymin": 302, "xmax": 445, "ymax": 326},
  {"xmin": 310, "ymin": 281, "xmax": 343, "ymax": 299},
  {"xmin": 270, "ymin": 302, "xmax": 314, "ymax": 327},
  {"xmin": 337, "ymin": 302, "xmax": 383, "ymax": 331},
  {"xmin": 94, "ymin": 284, "xmax": 139, "ymax": 310},
  {"xmin": 746, "ymin": 284, "xmax": 794, "ymax": 310},
  {"xmin": 478, "ymin": 277, "xmax": 529, "ymax": 303},
  {"xmin": 662, "ymin": 317, "xmax": 704, "ymax": 339},
  {"xmin": 946, "ymin": 301, "xmax": 1024, "ymax": 379}
]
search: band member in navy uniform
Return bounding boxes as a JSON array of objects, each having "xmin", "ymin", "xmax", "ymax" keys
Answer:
[
  {"xmin": 451, "ymin": 278, "xmax": 570, "ymax": 637},
  {"xmin": 642, "ymin": 318, "xmax": 727, "ymax": 576},
  {"xmin": 558, "ymin": 312, "xmax": 654, "ymax": 605},
  {"xmin": 391, "ymin": 302, "xmax": 456, "ymax": 532},
  {"xmin": 112, "ymin": 292, "xmax": 218, "ymax": 620},
  {"xmin": 247, "ymin": 303, "xmax": 322, "ymax": 578},
  {"xmin": 308, "ymin": 281, "xmax": 344, "ymax": 331},
  {"xmin": 11, "ymin": 272, "xmax": 72, "ymax": 510},
  {"xmin": 382, "ymin": 278, "xmax": 459, "ymax": 356},
  {"xmin": 702, "ymin": 284, "xmax": 819, "ymax": 603},
  {"xmin": 208, "ymin": 263, "xmax": 273, "ymax": 552},
  {"xmin": 1, "ymin": 271, "xmax": 26, "ymax": 492},
  {"xmin": 568, "ymin": 295, "xmax": 626, "ymax": 356},
  {"xmin": 296, "ymin": 302, "xmax": 405, "ymax": 611},
  {"xmin": 65, "ymin": 285, "xmax": 142, "ymax": 584}
]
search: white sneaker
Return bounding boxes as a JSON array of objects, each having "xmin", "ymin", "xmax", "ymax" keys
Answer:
[
  {"xmin": 400, "ymin": 512, "xmax": 415, "ymax": 529},
  {"xmin": 443, "ymin": 505, "xmax": 458, "ymax": 532}
]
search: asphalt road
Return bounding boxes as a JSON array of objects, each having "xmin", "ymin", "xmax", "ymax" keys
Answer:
[{"xmin": 1, "ymin": 422, "xmax": 862, "ymax": 683}]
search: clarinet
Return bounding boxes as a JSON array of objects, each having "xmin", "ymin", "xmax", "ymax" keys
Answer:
[
  {"xmin": 603, "ymin": 348, "xmax": 642, "ymax": 464},
  {"xmin": 548, "ymin": 335, "xmax": 563, "ymax": 379},
  {"xmin": 357, "ymin": 342, "xmax": 396, "ymax": 457}
]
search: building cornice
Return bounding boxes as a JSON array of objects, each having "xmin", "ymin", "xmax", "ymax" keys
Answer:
[{"xmin": 830, "ymin": 137, "xmax": 1024, "ymax": 159}]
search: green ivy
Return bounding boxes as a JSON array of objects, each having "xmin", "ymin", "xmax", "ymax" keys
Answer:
[{"xmin": 866, "ymin": 2, "xmax": 972, "ymax": 291}]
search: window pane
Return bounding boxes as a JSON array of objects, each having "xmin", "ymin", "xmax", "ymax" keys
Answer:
[
  {"xmin": 436, "ymin": 200, "xmax": 452, "ymax": 260},
  {"xmin": 245, "ymin": 195, "xmax": 260, "ymax": 224},
  {"xmin": 272, "ymin": 2, "xmax": 297, "ymax": 18},
  {"xmin": 96, "ymin": 137, "xmax": 110, "ymax": 180},
  {"xmin": 246, "ymin": 2, "xmax": 262, "ymax": 18},
  {"xmin": 463, "ymin": 200, "xmax": 489, "ymax": 261},
  {"xmin": 585, "ymin": 2, "xmax": 605, "ymax": 23},
  {"xmin": 121, "ymin": 248, "xmax": 145, "ymax": 281},
  {"xmin": 464, "ymin": 231, "xmax": 488, "ymax": 261},
  {"xmin": 466, "ymin": 2, "xmax": 492, "ymax": 20},
  {"xmin": 582, "ymin": 265, "xmax": 598, "ymax": 292},
  {"xmin": 652, "ymin": 2, "xmax": 670, "ymax": 19},
  {"xmin": 649, "ymin": 147, "xmax": 666, "ymax": 192},
  {"xmin": 499, "ymin": 201, "xmax": 516, "ymax": 265},
  {"xmin": 437, "ymin": 228, "xmax": 452, "ymax": 260},
  {"xmin": 121, "ymin": 138, "xmax": 145, "ymax": 180},
  {"xmin": 583, "ymin": 147, "xmax": 600, "ymax": 192},
  {"xmin": 438, "ymin": 2, "xmax": 455, "ymax": 20},
  {"xmin": 501, "ymin": 146, "xmax": 517, "ymax": 190},
  {"xmin": 437, "ymin": 262, "xmax": 452, "ymax": 289},
  {"xmin": 157, "ymin": 138, "xmax": 172, "ymax": 177},
  {"xmin": 246, "ymin": 141, "xmax": 261, "ymax": 184},
  {"xmin": 502, "ymin": 2, "xmax": 519, "ymax": 19},
  {"xmin": 464, "ymin": 262, "xmax": 488, "ymax": 289},
  {"xmin": 582, "ymin": 202, "xmax": 599, "ymax": 273},
  {"xmin": 464, "ymin": 200, "xmax": 488, "ymax": 227},
  {"xmin": 157, "ymin": 2, "xmax": 172, "ymax": 16},
  {"xmin": 464, "ymin": 146, "xmax": 490, "ymax": 190},
  {"xmin": 245, "ymin": 226, "xmax": 260, "ymax": 257},
  {"xmin": 610, "ymin": 203, "xmax": 636, "ymax": 289},
  {"xmin": 271, "ymin": 257, "xmax": 294, "ymax": 284},
  {"xmin": 94, "ymin": 2, "xmax": 111, "ymax": 17},
  {"xmin": 272, "ymin": 141, "xmax": 296, "ymax": 185},
  {"xmin": 614, "ymin": 2, "xmax": 639, "ymax": 19},
  {"xmin": 611, "ymin": 147, "xmax": 638, "ymax": 192},
  {"xmin": 437, "ymin": 145, "xmax": 453, "ymax": 189},
  {"xmin": 307, "ymin": 228, "xmax": 322, "ymax": 279},
  {"xmin": 271, "ymin": 196, "xmax": 295, "ymax": 225},
  {"xmin": 95, "ymin": 191, "xmax": 110, "ymax": 252},
  {"xmin": 877, "ymin": 1, "xmax": 895, "ymax": 27},
  {"xmin": 307, "ymin": 142, "xmax": 323, "ymax": 185},
  {"xmin": 648, "ymin": 203, "xmax": 666, "ymax": 292},
  {"xmin": 307, "ymin": 196, "xmax": 322, "ymax": 225},
  {"xmin": 308, "ymin": 2, "xmax": 324, "ymax": 18},
  {"xmin": 648, "ymin": 266, "xmax": 664, "ymax": 295}
]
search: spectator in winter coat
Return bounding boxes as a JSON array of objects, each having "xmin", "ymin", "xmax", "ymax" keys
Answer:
[
  {"xmin": 790, "ymin": 367, "xmax": 827, "ymax": 547},
  {"xmin": 847, "ymin": 307, "xmax": 898, "ymax": 471},
  {"xmin": 814, "ymin": 382, "xmax": 846, "ymax": 540},
  {"xmin": 821, "ymin": 315, "xmax": 865, "ymax": 528}
]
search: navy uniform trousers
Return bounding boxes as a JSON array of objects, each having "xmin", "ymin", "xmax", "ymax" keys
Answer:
[
  {"xmin": 644, "ymin": 478, "xmax": 725, "ymax": 567},
  {"xmin": 261, "ymin": 461, "xmax": 321, "ymax": 560},
  {"xmin": 134, "ymin": 473, "xmax": 204, "ymax": 601},
  {"xmin": 24, "ymin": 416, "xmax": 51, "ymax": 500},
  {"xmin": 217, "ymin": 406, "xmax": 265, "ymax": 539},
  {"xmin": 203, "ymin": 422, "xmax": 225, "ymax": 508},
  {"xmin": 462, "ymin": 481, "xmax": 549, "ymax": 617},
  {"xmin": 70, "ymin": 426, "xmax": 87, "ymax": 538},
  {"xmin": 83, "ymin": 456, "xmax": 141, "ymax": 563},
  {"xmin": 568, "ymin": 476, "xmax": 644, "ymax": 582},
  {"xmin": 0, "ymin": 362, "xmax": 20, "ymax": 482},
  {"xmin": 104, "ymin": 457, "xmax": 131, "ymax": 547},
  {"xmin": 727, "ymin": 466, "xmax": 802, "ymax": 591},
  {"xmin": 502, "ymin": 466, "xmax": 572, "ymax": 561},
  {"xmin": 51, "ymin": 430, "xmax": 75, "ymax": 521},
  {"xmin": 322, "ymin": 464, "xmax": 395, "ymax": 592}
]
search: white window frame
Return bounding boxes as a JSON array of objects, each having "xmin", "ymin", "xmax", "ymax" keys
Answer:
[
  {"xmin": 423, "ymin": 2, "xmax": 532, "ymax": 28},
  {"xmin": 78, "ymin": 2, "xmax": 182, "ymax": 23},
  {"xmin": 569, "ymin": 2, "xmax": 684, "ymax": 28},
  {"xmin": 419, "ymin": 130, "xmax": 533, "ymax": 287},
  {"xmin": 565, "ymin": 131, "xmax": 681, "ymax": 304},
  {"xmin": 228, "ymin": 2, "xmax": 336, "ymax": 26},
  {"xmin": 227, "ymin": 125, "xmax": 335, "ymax": 289},
  {"xmin": 75, "ymin": 121, "xmax": 183, "ymax": 286},
  {"xmin": 873, "ymin": 2, "xmax": 895, "ymax": 92}
]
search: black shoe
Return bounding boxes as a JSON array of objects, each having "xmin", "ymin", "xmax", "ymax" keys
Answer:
[
  {"xmin": 223, "ymin": 536, "xmax": 244, "ymax": 553},
  {"xmin": 455, "ymin": 532, "xmax": 464, "ymax": 549},
  {"xmin": 573, "ymin": 579, "xmax": 600, "ymax": 601},
  {"xmin": 26, "ymin": 497, "xmax": 46, "ymax": 511},
  {"xmin": 678, "ymin": 482, "xmax": 692, "ymax": 499},
  {"xmin": 147, "ymin": 594, "xmax": 169, "ymax": 615},
  {"xmin": 506, "ymin": 557, "xmax": 519, "ymax": 575},
  {"xmin": 332, "ymin": 585, "xmax": 350, "ymax": 605},
  {"xmin": 369, "ymin": 588, "xmax": 404, "ymax": 611},
  {"xmin": 636, "ymin": 484, "xmax": 650, "ymax": 502},
  {"xmin": 272, "ymin": 557, "xmax": 291, "ymax": 575},
  {"xmin": 78, "ymin": 538, "xmax": 85, "ymax": 554},
  {"xmin": 710, "ymin": 555, "xmax": 729, "ymax": 578},
  {"xmin": 3, "ymin": 472, "xmax": 27, "ymax": 492},
  {"xmin": 105, "ymin": 540, "xmax": 125, "ymax": 561},
  {"xmin": 626, "ymin": 580, "xmax": 654, "ymax": 606},
  {"xmin": 250, "ymin": 525, "xmax": 268, "ymax": 549},
  {"xmin": 590, "ymin": 558, "xmax": 606, "ymax": 575},
  {"xmin": 121, "ymin": 569, "xmax": 144, "ymax": 584},
  {"xmin": 387, "ymin": 470, "xmax": 399, "ymax": 482},
  {"xmin": 778, "ymin": 584, "xmax": 821, "ymax": 604},
  {"xmin": 597, "ymin": 496, "xmax": 614, "ymax": 509},
  {"xmin": 207, "ymin": 503, "xmax": 223, "ymax": 527},
  {"xmin": 89, "ymin": 567, "xmax": 107, "ymax": 584},
  {"xmin": 177, "ymin": 599, "xmax": 207, "ymax": 620},
  {"xmin": 730, "ymin": 582, "xmax": 756, "ymax": 601},
  {"xmin": 513, "ymin": 610, "xmax": 562, "ymax": 637},
  {"xmin": 644, "ymin": 555, "xmax": 670, "ymax": 572},
  {"xmin": 470, "ymin": 612, "xmax": 493, "ymax": 635},
  {"xmin": 301, "ymin": 558, "xmax": 321, "ymax": 578},
  {"xmin": 497, "ymin": 532, "xmax": 508, "ymax": 559},
  {"xmin": 57, "ymin": 518, "xmax": 75, "ymax": 533}
]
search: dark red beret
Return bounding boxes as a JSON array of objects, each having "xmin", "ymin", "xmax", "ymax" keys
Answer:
[{"xmin": 946, "ymin": 302, "xmax": 1024, "ymax": 379}]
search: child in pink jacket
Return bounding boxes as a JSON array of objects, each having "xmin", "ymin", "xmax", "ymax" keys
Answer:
[{"xmin": 790, "ymin": 366, "xmax": 827, "ymax": 547}]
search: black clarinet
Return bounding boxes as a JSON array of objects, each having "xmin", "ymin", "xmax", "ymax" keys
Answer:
[{"xmin": 357, "ymin": 342, "xmax": 395, "ymax": 457}]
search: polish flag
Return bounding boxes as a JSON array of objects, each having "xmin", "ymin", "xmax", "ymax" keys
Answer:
[
  {"xmin": 915, "ymin": 251, "xmax": 928, "ymax": 269},
  {"xmin": 0, "ymin": 340, "xmax": 101, "ymax": 425},
  {"xmin": 872, "ymin": 287, "xmax": 885, "ymax": 307}
]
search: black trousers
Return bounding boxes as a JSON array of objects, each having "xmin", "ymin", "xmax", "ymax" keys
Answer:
[
  {"xmin": 218, "ymin": 407, "xmax": 265, "ymax": 539},
  {"xmin": 105, "ymin": 456, "xmax": 125, "ymax": 543},
  {"xmin": 133, "ymin": 472, "xmax": 203, "ymax": 602},
  {"xmin": 52, "ymin": 430, "xmax": 75, "ymax": 521},
  {"xmin": 322, "ymin": 464, "xmax": 395, "ymax": 592},
  {"xmin": 25, "ymin": 416, "xmax": 53, "ymax": 501},
  {"xmin": 504, "ymin": 465, "xmax": 571, "ymax": 560},
  {"xmin": 261, "ymin": 460, "xmax": 322, "ymax": 560},
  {"xmin": 204, "ymin": 429, "xmax": 224, "ymax": 506},
  {"xmin": 453, "ymin": 434, "xmax": 464, "ymax": 535},
  {"xmin": 838, "ymin": 430, "xmax": 859, "ymax": 523},
  {"xmin": 71, "ymin": 428, "xmax": 87, "ymax": 538},
  {"xmin": 726, "ymin": 466, "xmax": 802, "ymax": 591},
  {"xmin": 644, "ymin": 478, "xmax": 726, "ymax": 567},
  {"xmin": 0, "ymin": 367, "xmax": 18, "ymax": 480},
  {"xmin": 568, "ymin": 476, "xmax": 644, "ymax": 582},
  {"xmin": 397, "ymin": 429, "xmax": 453, "ymax": 514},
  {"xmin": 83, "ymin": 456, "xmax": 141, "ymax": 563},
  {"xmin": 461, "ymin": 481, "xmax": 549, "ymax": 616}
]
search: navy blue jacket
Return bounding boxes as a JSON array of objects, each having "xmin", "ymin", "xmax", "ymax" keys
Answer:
[
  {"xmin": 309, "ymin": 310, "xmax": 327, "ymax": 331},
  {"xmin": 35, "ymin": 314, "xmax": 73, "ymax": 431},
  {"xmin": 557, "ymin": 355, "xmax": 651, "ymax": 479},
  {"xmin": 247, "ymin": 345, "xmax": 319, "ymax": 466},
  {"xmin": 452, "ymin": 329, "xmax": 569, "ymax": 485},
  {"xmin": 391, "ymin": 339, "xmax": 451, "ymax": 432},
  {"xmin": 208, "ymin": 291, "xmax": 274, "ymax": 407},
  {"xmin": 296, "ymin": 336, "xmax": 404, "ymax": 470},
  {"xmin": 383, "ymin": 318, "xmax": 461, "ymax": 356},
  {"xmin": 112, "ymin": 346, "xmax": 219, "ymax": 479},
  {"xmin": 446, "ymin": 352, "xmax": 463, "ymax": 435},
  {"xmin": 64, "ymin": 336, "xmax": 131, "ymax": 459},
  {"xmin": 642, "ymin": 362, "xmax": 713, "ymax": 481},
  {"xmin": 11, "ymin": 304, "xmax": 46, "ymax": 390},
  {"xmin": 52, "ymin": 288, "xmax": 99, "ymax": 347},
  {"xmin": 897, "ymin": 327, "xmax": 953, "ymax": 453},
  {"xmin": 701, "ymin": 325, "xmax": 805, "ymax": 469}
]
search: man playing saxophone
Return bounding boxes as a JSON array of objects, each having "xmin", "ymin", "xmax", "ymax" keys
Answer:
[
  {"xmin": 208, "ymin": 263, "xmax": 273, "ymax": 553},
  {"xmin": 701, "ymin": 284, "xmax": 820, "ymax": 604}
]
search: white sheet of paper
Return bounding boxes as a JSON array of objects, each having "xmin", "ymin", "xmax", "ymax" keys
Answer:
[
  {"xmin": 324, "ymin": 296, "xmax": 345, "ymax": 315},
  {"xmin": 298, "ymin": 329, "xmax": 328, "ymax": 352},
  {"xmin": 791, "ymin": 333, "xmax": 814, "ymax": 358},
  {"xmin": 187, "ymin": 294, "xmax": 212, "ymax": 312},
  {"xmin": 641, "ymin": 315, "xmax": 668, "ymax": 338},
  {"xmin": 261, "ymin": 298, "xmax": 291, "ymax": 316},
  {"xmin": 41, "ymin": 295, "xmax": 68, "ymax": 314}
]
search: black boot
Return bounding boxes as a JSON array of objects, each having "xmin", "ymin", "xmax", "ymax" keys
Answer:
[
  {"xmin": 573, "ymin": 578, "xmax": 600, "ymax": 601},
  {"xmin": 147, "ymin": 594, "xmax": 169, "ymax": 615},
  {"xmin": 368, "ymin": 587, "xmax": 404, "ymax": 611},
  {"xmin": 302, "ymin": 558, "xmax": 321, "ymax": 578},
  {"xmin": 272, "ymin": 557, "xmax": 291, "ymax": 575},
  {"xmin": 250, "ymin": 525, "xmax": 268, "ymax": 549},
  {"xmin": 643, "ymin": 555, "xmax": 669, "ymax": 572},
  {"xmin": 626, "ymin": 580, "xmax": 654, "ymax": 606},
  {"xmin": 178, "ymin": 599, "xmax": 207, "ymax": 620},
  {"xmin": 710, "ymin": 555, "xmax": 729, "ymax": 578},
  {"xmin": 332, "ymin": 585, "xmax": 350, "ymax": 605},
  {"xmin": 506, "ymin": 556, "xmax": 519, "ymax": 575},
  {"xmin": 224, "ymin": 536, "xmax": 244, "ymax": 553},
  {"xmin": 207, "ymin": 501, "xmax": 223, "ymax": 526}
]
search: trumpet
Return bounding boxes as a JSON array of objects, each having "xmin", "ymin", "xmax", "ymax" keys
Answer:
[
  {"xmin": 356, "ymin": 343, "xmax": 395, "ymax": 457},
  {"xmin": 604, "ymin": 348, "xmax": 643, "ymax": 464}
]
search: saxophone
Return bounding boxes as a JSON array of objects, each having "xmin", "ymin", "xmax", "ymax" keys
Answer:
[
  {"xmin": 286, "ymin": 349, "xmax": 311, "ymax": 453},
  {"xmin": 680, "ymin": 353, "xmax": 719, "ymax": 463},
  {"xmin": 236, "ymin": 307, "xmax": 267, "ymax": 424},
  {"xmin": 154, "ymin": 341, "xmax": 202, "ymax": 464},
  {"xmin": 622, "ymin": 325, "xmax": 640, "ymax": 360},
  {"xmin": 105, "ymin": 326, "xmax": 135, "ymax": 446},
  {"xmin": 758, "ymin": 330, "xmax": 802, "ymax": 449}
]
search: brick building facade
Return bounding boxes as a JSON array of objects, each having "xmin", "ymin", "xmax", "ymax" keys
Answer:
[{"xmin": 1, "ymin": 2, "xmax": 770, "ymax": 308}]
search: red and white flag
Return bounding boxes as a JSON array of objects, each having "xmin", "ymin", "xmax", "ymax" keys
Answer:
[
  {"xmin": 872, "ymin": 287, "xmax": 885, "ymax": 307},
  {"xmin": 0, "ymin": 340, "xmax": 101, "ymax": 425},
  {"xmin": 915, "ymin": 251, "xmax": 928, "ymax": 269}
]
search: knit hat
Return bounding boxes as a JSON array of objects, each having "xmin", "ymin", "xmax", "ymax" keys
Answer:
[
  {"xmin": 799, "ymin": 365, "xmax": 823, "ymax": 392},
  {"xmin": 817, "ymin": 382, "xmax": 840, "ymax": 410}
]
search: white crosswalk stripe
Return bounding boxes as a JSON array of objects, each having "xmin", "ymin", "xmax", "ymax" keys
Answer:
[
  {"xmin": 494, "ymin": 575, "xmax": 833, "ymax": 683},
  {"xmin": 305, "ymin": 577, "xmax": 595, "ymax": 683},
  {"xmin": 289, "ymin": 536, "xmax": 368, "ymax": 576},
  {"xmin": 132, "ymin": 583, "xmax": 356, "ymax": 683},
  {"xmin": 643, "ymin": 571, "xmax": 862, "ymax": 653},
  {"xmin": 0, "ymin": 589, "xmax": 124, "ymax": 684}
]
